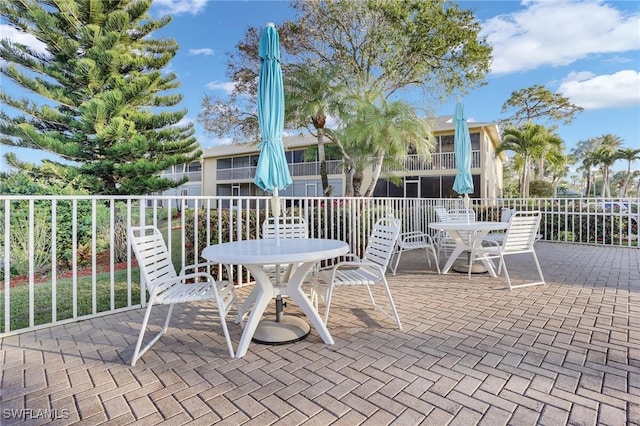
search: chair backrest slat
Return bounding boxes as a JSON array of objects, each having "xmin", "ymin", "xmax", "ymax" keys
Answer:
[
  {"xmin": 503, "ymin": 211, "xmax": 541, "ymax": 251},
  {"xmin": 262, "ymin": 216, "xmax": 308, "ymax": 239},
  {"xmin": 434, "ymin": 206, "xmax": 449, "ymax": 223},
  {"xmin": 129, "ymin": 226, "xmax": 178, "ymax": 286},
  {"xmin": 448, "ymin": 208, "xmax": 476, "ymax": 223},
  {"xmin": 363, "ymin": 217, "xmax": 401, "ymax": 270}
]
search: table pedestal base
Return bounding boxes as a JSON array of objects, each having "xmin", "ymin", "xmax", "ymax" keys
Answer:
[
  {"xmin": 452, "ymin": 260, "xmax": 487, "ymax": 274},
  {"xmin": 252, "ymin": 316, "xmax": 311, "ymax": 345}
]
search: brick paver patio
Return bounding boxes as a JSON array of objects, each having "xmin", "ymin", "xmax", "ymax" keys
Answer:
[{"xmin": 1, "ymin": 242, "xmax": 639, "ymax": 425}]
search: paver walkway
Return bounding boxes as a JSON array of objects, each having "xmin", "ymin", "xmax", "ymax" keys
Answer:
[{"xmin": 1, "ymin": 242, "xmax": 639, "ymax": 425}]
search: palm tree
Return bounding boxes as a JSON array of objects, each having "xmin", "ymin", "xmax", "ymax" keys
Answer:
[
  {"xmin": 498, "ymin": 123, "xmax": 556, "ymax": 197},
  {"xmin": 617, "ymin": 147, "xmax": 640, "ymax": 196},
  {"xmin": 532, "ymin": 130, "xmax": 564, "ymax": 180},
  {"xmin": 571, "ymin": 138, "xmax": 600, "ymax": 197},
  {"xmin": 593, "ymin": 134, "xmax": 623, "ymax": 198},
  {"xmin": 547, "ymin": 157, "xmax": 570, "ymax": 197},
  {"xmin": 340, "ymin": 95, "xmax": 434, "ymax": 197},
  {"xmin": 285, "ymin": 65, "xmax": 342, "ymax": 196}
]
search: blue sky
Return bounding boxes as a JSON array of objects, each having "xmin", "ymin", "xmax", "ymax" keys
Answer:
[{"xmin": 1, "ymin": 0, "xmax": 639, "ymax": 175}]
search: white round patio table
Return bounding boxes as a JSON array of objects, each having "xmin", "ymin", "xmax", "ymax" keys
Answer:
[
  {"xmin": 429, "ymin": 221, "xmax": 508, "ymax": 275},
  {"xmin": 202, "ymin": 238, "xmax": 349, "ymax": 358}
]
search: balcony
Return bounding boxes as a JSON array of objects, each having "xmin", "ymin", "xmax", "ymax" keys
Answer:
[
  {"xmin": 161, "ymin": 170, "xmax": 202, "ymax": 182},
  {"xmin": 383, "ymin": 150, "xmax": 481, "ymax": 173},
  {"xmin": 216, "ymin": 151, "xmax": 481, "ymax": 181},
  {"xmin": 217, "ymin": 159, "xmax": 344, "ymax": 181}
]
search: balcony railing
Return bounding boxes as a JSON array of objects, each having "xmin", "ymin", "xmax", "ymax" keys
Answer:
[
  {"xmin": 161, "ymin": 171, "xmax": 202, "ymax": 182},
  {"xmin": 215, "ymin": 151, "xmax": 482, "ymax": 181},
  {"xmin": 217, "ymin": 159, "xmax": 343, "ymax": 181},
  {"xmin": 383, "ymin": 151, "xmax": 481, "ymax": 172},
  {"xmin": 1, "ymin": 195, "xmax": 637, "ymax": 337}
]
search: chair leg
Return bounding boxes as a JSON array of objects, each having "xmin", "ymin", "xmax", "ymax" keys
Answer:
[
  {"xmin": 217, "ymin": 307, "xmax": 235, "ymax": 358},
  {"xmin": 500, "ymin": 255, "xmax": 513, "ymax": 290},
  {"xmin": 390, "ymin": 248, "xmax": 402, "ymax": 276},
  {"xmin": 532, "ymin": 251, "xmax": 546, "ymax": 286},
  {"xmin": 422, "ymin": 247, "xmax": 432, "ymax": 269},
  {"xmin": 381, "ymin": 278, "xmax": 402, "ymax": 330},
  {"xmin": 131, "ymin": 299, "xmax": 170, "ymax": 367},
  {"xmin": 507, "ymin": 251, "xmax": 546, "ymax": 290},
  {"xmin": 323, "ymin": 285, "xmax": 335, "ymax": 326},
  {"xmin": 365, "ymin": 283, "xmax": 376, "ymax": 307},
  {"xmin": 430, "ymin": 246, "xmax": 441, "ymax": 274}
]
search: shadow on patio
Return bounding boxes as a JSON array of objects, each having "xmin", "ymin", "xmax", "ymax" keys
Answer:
[{"xmin": 1, "ymin": 242, "xmax": 639, "ymax": 425}]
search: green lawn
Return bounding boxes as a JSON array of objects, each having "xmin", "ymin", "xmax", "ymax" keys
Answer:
[
  {"xmin": 1, "ymin": 221, "xmax": 194, "ymax": 334},
  {"xmin": 0, "ymin": 267, "xmax": 141, "ymax": 334}
]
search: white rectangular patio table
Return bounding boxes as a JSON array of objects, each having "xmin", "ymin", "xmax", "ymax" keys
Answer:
[
  {"xmin": 428, "ymin": 221, "xmax": 508, "ymax": 275},
  {"xmin": 201, "ymin": 238, "xmax": 349, "ymax": 358}
]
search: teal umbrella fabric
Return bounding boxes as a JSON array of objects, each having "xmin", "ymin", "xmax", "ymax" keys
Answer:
[
  {"xmin": 254, "ymin": 23, "xmax": 292, "ymax": 194},
  {"xmin": 452, "ymin": 101, "xmax": 474, "ymax": 196}
]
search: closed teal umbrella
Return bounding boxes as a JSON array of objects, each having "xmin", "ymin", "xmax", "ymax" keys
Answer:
[
  {"xmin": 254, "ymin": 23, "xmax": 292, "ymax": 216},
  {"xmin": 452, "ymin": 101, "xmax": 474, "ymax": 207}
]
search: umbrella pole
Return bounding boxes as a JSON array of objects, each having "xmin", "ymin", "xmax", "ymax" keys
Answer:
[{"xmin": 272, "ymin": 188, "xmax": 280, "ymax": 245}]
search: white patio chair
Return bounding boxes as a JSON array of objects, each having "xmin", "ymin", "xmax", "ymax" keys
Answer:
[
  {"xmin": 437, "ymin": 208, "xmax": 476, "ymax": 260},
  {"xmin": 128, "ymin": 226, "xmax": 237, "ymax": 366},
  {"xmin": 433, "ymin": 206, "xmax": 454, "ymax": 259},
  {"xmin": 312, "ymin": 216, "xmax": 403, "ymax": 329},
  {"xmin": 467, "ymin": 211, "xmax": 546, "ymax": 290},
  {"xmin": 389, "ymin": 230, "xmax": 440, "ymax": 275},
  {"xmin": 261, "ymin": 216, "xmax": 309, "ymax": 283},
  {"xmin": 235, "ymin": 216, "xmax": 309, "ymax": 324}
]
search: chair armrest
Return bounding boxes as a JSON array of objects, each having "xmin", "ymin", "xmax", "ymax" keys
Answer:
[
  {"xmin": 317, "ymin": 253, "xmax": 361, "ymax": 271},
  {"xmin": 331, "ymin": 260, "xmax": 385, "ymax": 276},
  {"xmin": 471, "ymin": 237, "xmax": 501, "ymax": 250},
  {"xmin": 398, "ymin": 232, "xmax": 427, "ymax": 244}
]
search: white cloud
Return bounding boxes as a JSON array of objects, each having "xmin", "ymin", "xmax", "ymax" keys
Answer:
[
  {"xmin": 482, "ymin": 0, "xmax": 640, "ymax": 74},
  {"xmin": 558, "ymin": 70, "xmax": 640, "ymax": 109},
  {"xmin": 170, "ymin": 117, "xmax": 194, "ymax": 128},
  {"xmin": 189, "ymin": 48, "xmax": 214, "ymax": 56},
  {"xmin": 153, "ymin": 0, "xmax": 207, "ymax": 15},
  {"xmin": 0, "ymin": 25, "xmax": 48, "ymax": 55},
  {"xmin": 208, "ymin": 137, "xmax": 233, "ymax": 147},
  {"xmin": 206, "ymin": 80, "xmax": 236, "ymax": 95}
]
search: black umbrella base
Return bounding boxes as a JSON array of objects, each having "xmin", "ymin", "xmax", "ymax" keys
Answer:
[{"xmin": 252, "ymin": 316, "xmax": 311, "ymax": 345}]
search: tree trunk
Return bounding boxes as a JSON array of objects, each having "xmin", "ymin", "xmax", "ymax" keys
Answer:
[
  {"xmin": 623, "ymin": 162, "xmax": 632, "ymax": 197},
  {"xmin": 521, "ymin": 157, "xmax": 531, "ymax": 197},
  {"xmin": 364, "ymin": 152, "xmax": 385, "ymax": 197},
  {"xmin": 602, "ymin": 166, "xmax": 610, "ymax": 198},
  {"xmin": 312, "ymin": 116, "xmax": 330, "ymax": 196},
  {"xmin": 537, "ymin": 158, "xmax": 545, "ymax": 180},
  {"xmin": 353, "ymin": 169, "xmax": 364, "ymax": 197},
  {"xmin": 344, "ymin": 167, "xmax": 354, "ymax": 197}
]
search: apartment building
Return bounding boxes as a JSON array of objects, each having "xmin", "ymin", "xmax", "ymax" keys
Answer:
[{"xmin": 169, "ymin": 116, "xmax": 505, "ymax": 200}]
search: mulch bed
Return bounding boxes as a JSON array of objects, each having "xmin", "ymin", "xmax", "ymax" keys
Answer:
[{"xmin": 6, "ymin": 252, "xmax": 135, "ymax": 289}]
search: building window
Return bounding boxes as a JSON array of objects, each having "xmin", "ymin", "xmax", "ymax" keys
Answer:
[
  {"xmin": 218, "ymin": 158, "xmax": 232, "ymax": 169},
  {"xmin": 187, "ymin": 162, "xmax": 201, "ymax": 172}
]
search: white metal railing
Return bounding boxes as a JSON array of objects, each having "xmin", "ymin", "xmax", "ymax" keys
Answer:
[{"xmin": 0, "ymin": 195, "xmax": 637, "ymax": 337}]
